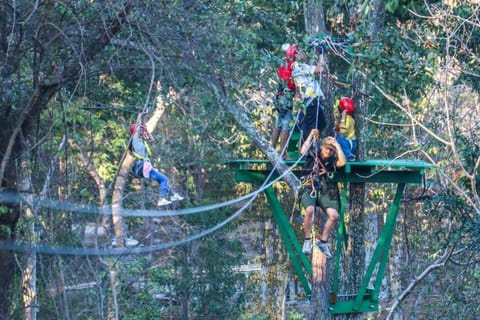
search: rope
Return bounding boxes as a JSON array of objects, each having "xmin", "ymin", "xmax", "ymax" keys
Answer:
[{"xmin": 0, "ymin": 148, "xmax": 308, "ymax": 256}]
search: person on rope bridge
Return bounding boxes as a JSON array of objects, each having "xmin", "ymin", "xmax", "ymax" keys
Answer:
[
  {"xmin": 335, "ymin": 97, "xmax": 357, "ymax": 161},
  {"xmin": 270, "ymin": 43, "xmax": 296, "ymax": 160},
  {"xmin": 299, "ymin": 129, "xmax": 346, "ymax": 258},
  {"xmin": 289, "ymin": 44, "xmax": 327, "ymax": 145},
  {"xmin": 129, "ymin": 123, "xmax": 184, "ymax": 207}
]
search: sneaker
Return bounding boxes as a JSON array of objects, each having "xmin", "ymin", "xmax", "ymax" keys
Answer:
[
  {"xmin": 302, "ymin": 239, "xmax": 313, "ymax": 255},
  {"xmin": 316, "ymin": 241, "xmax": 333, "ymax": 258},
  {"xmin": 347, "ymin": 155, "xmax": 356, "ymax": 161},
  {"xmin": 125, "ymin": 237, "xmax": 139, "ymax": 248},
  {"xmin": 170, "ymin": 192, "xmax": 184, "ymax": 202},
  {"xmin": 157, "ymin": 198, "xmax": 172, "ymax": 207}
]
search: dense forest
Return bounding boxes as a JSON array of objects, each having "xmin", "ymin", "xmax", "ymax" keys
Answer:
[{"xmin": 0, "ymin": 0, "xmax": 478, "ymax": 319}]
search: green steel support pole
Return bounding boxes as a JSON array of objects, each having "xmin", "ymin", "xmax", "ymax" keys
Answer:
[
  {"xmin": 333, "ymin": 182, "xmax": 349, "ymax": 295},
  {"xmin": 264, "ymin": 186, "xmax": 312, "ymax": 297},
  {"xmin": 372, "ymin": 183, "xmax": 405, "ymax": 300},
  {"xmin": 352, "ymin": 183, "xmax": 406, "ymax": 311}
]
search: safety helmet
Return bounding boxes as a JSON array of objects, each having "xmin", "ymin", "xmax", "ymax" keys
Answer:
[
  {"xmin": 129, "ymin": 123, "xmax": 145, "ymax": 135},
  {"xmin": 286, "ymin": 44, "xmax": 298, "ymax": 61},
  {"xmin": 339, "ymin": 97, "xmax": 355, "ymax": 115}
]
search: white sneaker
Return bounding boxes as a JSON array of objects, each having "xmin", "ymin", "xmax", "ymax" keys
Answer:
[
  {"xmin": 170, "ymin": 192, "xmax": 184, "ymax": 202},
  {"xmin": 302, "ymin": 239, "xmax": 312, "ymax": 255},
  {"xmin": 316, "ymin": 241, "xmax": 333, "ymax": 258},
  {"xmin": 125, "ymin": 237, "xmax": 139, "ymax": 248},
  {"xmin": 157, "ymin": 198, "xmax": 172, "ymax": 207}
]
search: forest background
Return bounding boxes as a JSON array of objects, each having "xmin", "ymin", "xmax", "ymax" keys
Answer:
[{"xmin": 0, "ymin": 0, "xmax": 478, "ymax": 319}]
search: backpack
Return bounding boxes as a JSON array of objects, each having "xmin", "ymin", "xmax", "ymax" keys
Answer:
[
  {"xmin": 273, "ymin": 84, "xmax": 294, "ymax": 114},
  {"xmin": 277, "ymin": 62, "xmax": 296, "ymax": 91},
  {"xmin": 132, "ymin": 160, "xmax": 144, "ymax": 178}
]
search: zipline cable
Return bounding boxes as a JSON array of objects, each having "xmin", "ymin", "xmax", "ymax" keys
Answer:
[{"xmin": 0, "ymin": 147, "xmax": 309, "ymax": 256}]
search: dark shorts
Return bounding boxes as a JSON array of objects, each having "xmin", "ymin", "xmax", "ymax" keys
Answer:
[{"xmin": 300, "ymin": 187, "xmax": 338, "ymax": 211}]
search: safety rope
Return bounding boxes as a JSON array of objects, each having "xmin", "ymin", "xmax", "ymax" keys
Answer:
[
  {"xmin": 130, "ymin": 140, "xmax": 153, "ymax": 161},
  {"xmin": 0, "ymin": 149, "xmax": 308, "ymax": 256}
]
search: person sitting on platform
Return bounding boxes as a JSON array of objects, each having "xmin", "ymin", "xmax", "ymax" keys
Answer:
[
  {"xmin": 335, "ymin": 97, "xmax": 357, "ymax": 161},
  {"xmin": 299, "ymin": 129, "xmax": 346, "ymax": 258}
]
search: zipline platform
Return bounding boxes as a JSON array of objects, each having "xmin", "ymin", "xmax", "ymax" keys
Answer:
[
  {"xmin": 230, "ymin": 157, "xmax": 433, "ymax": 314},
  {"xmin": 230, "ymin": 158, "xmax": 432, "ymax": 184}
]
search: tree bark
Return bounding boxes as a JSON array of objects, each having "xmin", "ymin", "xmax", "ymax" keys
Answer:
[{"xmin": 310, "ymin": 251, "xmax": 330, "ymax": 319}]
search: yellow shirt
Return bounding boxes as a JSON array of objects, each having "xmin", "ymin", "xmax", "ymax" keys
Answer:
[{"xmin": 338, "ymin": 114, "xmax": 356, "ymax": 140}]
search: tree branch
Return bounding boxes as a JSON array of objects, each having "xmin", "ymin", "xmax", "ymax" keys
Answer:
[{"xmin": 386, "ymin": 247, "xmax": 455, "ymax": 319}]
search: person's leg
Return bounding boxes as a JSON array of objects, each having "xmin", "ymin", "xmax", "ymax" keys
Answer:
[
  {"xmin": 279, "ymin": 111, "xmax": 293, "ymax": 159},
  {"xmin": 350, "ymin": 139, "xmax": 357, "ymax": 154},
  {"xmin": 303, "ymin": 102, "xmax": 315, "ymax": 139},
  {"xmin": 303, "ymin": 205, "xmax": 315, "ymax": 238},
  {"xmin": 320, "ymin": 207, "xmax": 339, "ymax": 241},
  {"xmin": 301, "ymin": 190, "xmax": 317, "ymax": 254},
  {"xmin": 279, "ymin": 130, "xmax": 290, "ymax": 159},
  {"xmin": 336, "ymin": 136, "xmax": 353, "ymax": 159},
  {"xmin": 316, "ymin": 195, "xmax": 339, "ymax": 258},
  {"xmin": 271, "ymin": 126, "xmax": 281, "ymax": 148},
  {"xmin": 149, "ymin": 169, "xmax": 171, "ymax": 198}
]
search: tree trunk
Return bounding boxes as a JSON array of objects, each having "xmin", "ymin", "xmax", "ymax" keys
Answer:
[
  {"xmin": 339, "ymin": 1, "xmax": 386, "ymax": 319},
  {"xmin": 0, "ymin": 4, "xmax": 132, "ymax": 315},
  {"xmin": 19, "ymin": 160, "xmax": 37, "ymax": 320},
  {"xmin": 310, "ymin": 251, "xmax": 330, "ymax": 319}
]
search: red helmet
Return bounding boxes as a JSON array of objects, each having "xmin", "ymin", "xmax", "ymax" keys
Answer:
[
  {"xmin": 129, "ymin": 124, "xmax": 137, "ymax": 135},
  {"xmin": 130, "ymin": 123, "xmax": 146, "ymax": 135},
  {"xmin": 339, "ymin": 97, "xmax": 355, "ymax": 114},
  {"xmin": 286, "ymin": 44, "xmax": 298, "ymax": 61}
]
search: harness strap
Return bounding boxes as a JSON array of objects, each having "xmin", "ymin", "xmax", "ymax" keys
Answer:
[{"xmin": 131, "ymin": 141, "xmax": 152, "ymax": 161}]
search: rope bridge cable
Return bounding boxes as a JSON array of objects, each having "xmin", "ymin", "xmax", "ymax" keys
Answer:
[
  {"xmin": 0, "ymin": 148, "xmax": 308, "ymax": 256},
  {"xmin": 2, "ymin": 81, "xmax": 309, "ymax": 256}
]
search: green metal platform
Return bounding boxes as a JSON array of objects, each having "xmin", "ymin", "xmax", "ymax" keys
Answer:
[{"xmin": 230, "ymin": 157, "xmax": 433, "ymax": 314}]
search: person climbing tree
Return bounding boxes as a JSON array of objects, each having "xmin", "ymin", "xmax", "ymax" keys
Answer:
[
  {"xmin": 289, "ymin": 44, "xmax": 327, "ymax": 144},
  {"xmin": 298, "ymin": 129, "xmax": 346, "ymax": 258},
  {"xmin": 129, "ymin": 123, "xmax": 184, "ymax": 206},
  {"xmin": 335, "ymin": 97, "xmax": 357, "ymax": 161}
]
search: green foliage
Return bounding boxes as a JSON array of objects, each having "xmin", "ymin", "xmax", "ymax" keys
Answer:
[
  {"xmin": 169, "ymin": 235, "xmax": 247, "ymax": 319},
  {"xmin": 2, "ymin": 0, "xmax": 479, "ymax": 318}
]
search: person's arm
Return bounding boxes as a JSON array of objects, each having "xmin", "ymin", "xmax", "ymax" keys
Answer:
[
  {"xmin": 313, "ymin": 54, "xmax": 326, "ymax": 74},
  {"xmin": 325, "ymin": 136, "xmax": 346, "ymax": 168},
  {"xmin": 143, "ymin": 129, "xmax": 154, "ymax": 142},
  {"xmin": 300, "ymin": 129, "xmax": 319, "ymax": 156}
]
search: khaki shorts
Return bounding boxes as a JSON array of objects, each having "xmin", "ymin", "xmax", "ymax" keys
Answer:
[{"xmin": 300, "ymin": 187, "xmax": 338, "ymax": 211}]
